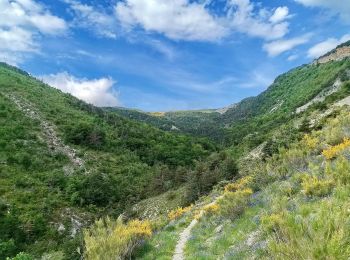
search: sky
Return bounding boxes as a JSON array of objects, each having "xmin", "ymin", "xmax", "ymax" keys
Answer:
[{"xmin": 1, "ymin": 0, "xmax": 349, "ymax": 111}]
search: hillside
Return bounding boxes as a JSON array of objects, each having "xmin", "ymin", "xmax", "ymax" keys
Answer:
[
  {"xmin": 135, "ymin": 105, "xmax": 350, "ymax": 259},
  {"xmin": 79, "ymin": 43, "xmax": 350, "ymax": 260},
  {"xmin": 3, "ymin": 41, "xmax": 350, "ymax": 260},
  {"xmin": 108, "ymin": 108, "xmax": 224, "ymax": 143},
  {"xmin": 114, "ymin": 60, "xmax": 350, "ymax": 156},
  {"xmin": 0, "ymin": 62, "xmax": 217, "ymax": 259}
]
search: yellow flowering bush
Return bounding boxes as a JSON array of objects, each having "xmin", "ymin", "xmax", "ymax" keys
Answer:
[
  {"xmin": 224, "ymin": 176, "xmax": 253, "ymax": 193},
  {"xmin": 302, "ymin": 176, "xmax": 334, "ymax": 197},
  {"xmin": 84, "ymin": 217, "xmax": 152, "ymax": 260},
  {"xmin": 322, "ymin": 137, "xmax": 350, "ymax": 160},
  {"xmin": 168, "ymin": 205, "xmax": 192, "ymax": 221},
  {"xmin": 261, "ymin": 212, "xmax": 285, "ymax": 233},
  {"xmin": 303, "ymin": 134, "xmax": 318, "ymax": 150},
  {"xmin": 203, "ymin": 203, "xmax": 220, "ymax": 216}
]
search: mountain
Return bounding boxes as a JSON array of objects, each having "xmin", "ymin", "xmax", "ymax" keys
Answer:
[
  {"xmin": 3, "ymin": 41, "xmax": 350, "ymax": 259},
  {"xmin": 107, "ymin": 107, "xmax": 224, "ymax": 142},
  {"xmin": 112, "ymin": 45, "xmax": 350, "ymax": 155}
]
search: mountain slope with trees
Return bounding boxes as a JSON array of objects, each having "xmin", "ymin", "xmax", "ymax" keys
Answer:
[{"xmin": 0, "ymin": 62, "xmax": 217, "ymax": 259}]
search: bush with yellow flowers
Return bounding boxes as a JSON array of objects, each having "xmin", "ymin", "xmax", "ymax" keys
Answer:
[
  {"xmin": 167, "ymin": 205, "xmax": 193, "ymax": 221},
  {"xmin": 301, "ymin": 175, "xmax": 334, "ymax": 197},
  {"xmin": 261, "ymin": 212, "xmax": 285, "ymax": 233},
  {"xmin": 203, "ymin": 203, "xmax": 220, "ymax": 216},
  {"xmin": 224, "ymin": 176, "xmax": 253, "ymax": 193},
  {"xmin": 84, "ymin": 217, "xmax": 152, "ymax": 260},
  {"xmin": 303, "ymin": 134, "xmax": 318, "ymax": 150},
  {"xmin": 322, "ymin": 137, "xmax": 350, "ymax": 160}
]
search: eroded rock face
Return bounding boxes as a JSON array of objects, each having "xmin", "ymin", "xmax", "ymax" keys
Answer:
[{"xmin": 315, "ymin": 46, "xmax": 350, "ymax": 64}]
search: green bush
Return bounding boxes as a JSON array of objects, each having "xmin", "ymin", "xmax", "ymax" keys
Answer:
[{"xmin": 217, "ymin": 188, "xmax": 253, "ymax": 219}]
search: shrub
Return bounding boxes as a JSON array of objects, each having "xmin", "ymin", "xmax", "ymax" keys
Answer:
[
  {"xmin": 224, "ymin": 176, "xmax": 253, "ymax": 193},
  {"xmin": 6, "ymin": 252, "xmax": 34, "ymax": 260},
  {"xmin": 303, "ymin": 134, "xmax": 318, "ymax": 150},
  {"xmin": 65, "ymin": 122, "xmax": 106, "ymax": 149},
  {"xmin": 84, "ymin": 217, "xmax": 152, "ymax": 260},
  {"xmin": 322, "ymin": 137, "xmax": 350, "ymax": 160},
  {"xmin": 261, "ymin": 212, "xmax": 285, "ymax": 233},
  {"xmin": 217, "ymin": 188, "xmax": 253, "ymax": 219},
  {"xmin": 168, "ymin": 205, "xmax": 192, "ymax": 221},
  {"xmin": 202, "ymin": 203, "xmax": 220, "ymax": 216},
  {"xmin": 301, "ymin": 176, "xmax": 334, "ymax": 197},
  {"xmin": 326, "ymin": 157, "xmax": 350, "ymax": 185},
  {"xmin": 263, "ymin": 201, "xmax": 350, "ymax": 260}
]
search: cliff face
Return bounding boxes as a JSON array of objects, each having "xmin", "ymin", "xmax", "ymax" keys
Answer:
[{"xmin": 315, "ymin": 46, "xmax": 350, "ymax": 64}]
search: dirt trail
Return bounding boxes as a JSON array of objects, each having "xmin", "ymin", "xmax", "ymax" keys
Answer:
[
  {"xmin": 172, "ymin": 197, "xmax": 222, "ymax": 260},
  {"xmin": 4, "ymin": 93, "xmax": 84, "ymax": 169}
]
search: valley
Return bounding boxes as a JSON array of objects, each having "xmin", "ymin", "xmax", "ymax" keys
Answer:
[{"xmin": 1, "ymin": 41, "xmax": 350, "ymax": 260}]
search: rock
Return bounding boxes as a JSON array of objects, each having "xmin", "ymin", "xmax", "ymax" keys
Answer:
[{"xmin": 214, "ymin": 224, "xmax": 223, "ymax": 234}]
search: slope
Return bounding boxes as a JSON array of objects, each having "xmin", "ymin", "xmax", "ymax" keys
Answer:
[
  {"xmin": 135, "ymin": 99, "xmax": 350, "ymax": 260},
  {"xmin": 82, "ymin": 42, "xmax": 350, "ymax": 260},
  {"xmin": 0, "ymin": 62, "xmax": 216, "ymax": 259}
]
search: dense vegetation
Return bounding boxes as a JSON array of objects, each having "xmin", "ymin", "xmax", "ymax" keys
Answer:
[
  {"xmin": 109, "ymin": 108, "xmax": 225, "ymax": 143},
  {"xmin": 0, "ymin": 63, "xmax": 216, "ymax": 259}
]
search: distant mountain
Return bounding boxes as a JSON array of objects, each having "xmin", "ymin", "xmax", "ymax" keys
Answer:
[{"xmin": 112, "ymin": 46, "xmax": 350, "ymax": 152}]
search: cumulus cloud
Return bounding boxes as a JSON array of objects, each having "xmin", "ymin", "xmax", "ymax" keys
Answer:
[
  {"xmin": 115, "ymin": 0, "xmax": 228, "ymax": 41},
  {"xmin": 294, "ymin": 0, "xmax": 350, "ymax": 22},
  {"xmin": 64, "ymin": 0, "xmax": 118, "ymax": 39},
  {"xmin": 41, "ymin": 72, "xmax": 120, "ymax": 107},
  {"xmin": 263, "ymin": 34, "xmax": 311, "ymax": 57},
  {"xmin": 114, "ymin": 0, "xmax": 292, "ymax": 42},
  {"xmin": 0, "ymin": 0, "xmax": 67, "ymax": 64},
  {"xmin": 308, "ymin": 34, "xmax": 350, "ymax": 58},
  {"xmin": 227, "ymin": 0, "xmax": 291, "ymax": 40}
]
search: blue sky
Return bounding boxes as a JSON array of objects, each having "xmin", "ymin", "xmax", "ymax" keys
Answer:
[{"xmin": 1, "ymin": 0, "xmax": 349, "ymax": 111}]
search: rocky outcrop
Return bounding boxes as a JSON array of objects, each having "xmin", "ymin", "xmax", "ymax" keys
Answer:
[
  {"xmin": 296, "ymin": 79, "xmax": 342, "ymax": 114},
  {"xmin": 315, "ymin": 46, "xmax": 350, "ymax": 64}
]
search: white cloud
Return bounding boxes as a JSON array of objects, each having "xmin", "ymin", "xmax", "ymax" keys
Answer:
[
  {"xmin": 307, "ymin": 34, "xmax": 350, "ymax": 58},
  {"xmin": 114, "ymin": 0, "xmax": 292, "ymax": 42},
  {"xmin": 64, "ymin": 0, "xmax": 118, "ymax": 39},
  {"xmin": 0, "ymin": 0, "xmax": 67, "ymax": 64},
  {"xmin": 115, "ymin": 0, "xmax": 228, "ymax": 41},
  {"xmin": 41, "ymin": 72, "xmax": 120, "ymax": 107},
  {"xmin": 227, "ymin": 0, "xmax": 291, "ymax": 40},
  {"xmin": 294, "ymin": 0, "xmax": 350, "ymax": 22},
  {"xmin": 269, "ymin": 7, "xmax": 290, "ymax": 24},
  {"xmin": 263, "ymin": 34, "xmax": 311, "ymax": 57},
  {"xmin": 0, "ymin": 0, "xmax": 67, "ymax": 34}
]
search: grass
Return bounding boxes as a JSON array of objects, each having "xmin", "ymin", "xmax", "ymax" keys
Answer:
[
  {"xmin": 185, "ymin": 205, "xmax": 265, "ymax": 260},
  {"xmin": 127, "ymin": 186, "xmax": 188, "ymax": 220}
]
